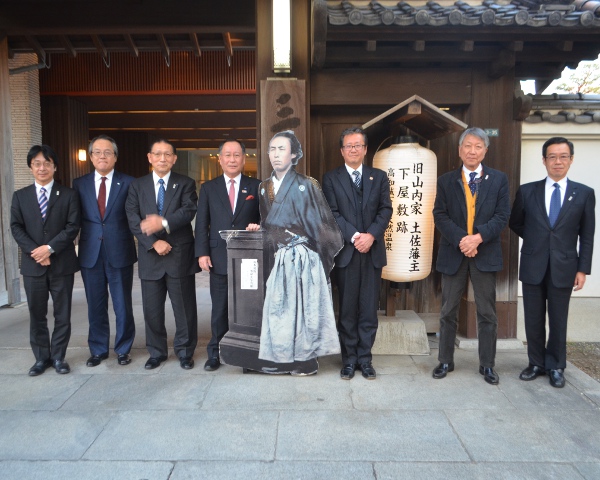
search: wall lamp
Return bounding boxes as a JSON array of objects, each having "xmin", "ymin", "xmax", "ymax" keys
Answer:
[
  {"xmin": 78, "ymin": 149, "xmax": 87, "ymax": 161},
  {"xmin": 272, "ymin": 0, "xmax": 291, "ymax": 73}
]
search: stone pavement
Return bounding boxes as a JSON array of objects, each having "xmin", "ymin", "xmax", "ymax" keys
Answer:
[{"xmin": 0, "ymin": 271, "xmax": 599, "ymax": 480}]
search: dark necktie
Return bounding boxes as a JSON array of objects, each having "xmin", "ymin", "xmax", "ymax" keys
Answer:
[
  {"xmin": 157, "ymin": 178, "xmax": 165, "ymax": 215},
  {"xmin": 39, "ymin": 187, "xmax": 48, "ymax": 221},
  {"xmin": 352, "ymin": 170, "xmax": 361, "ymax": 188},
  {"xmin": 468, "ymin": 172, "xmax": 478, "ymax": 195},
  {"xmin": 98, "ymin": 177, "xmax": 107, "ymax": 219},
  {"xmin": 548, "ymin": 183, "xmax": 561, "ymax": 227},
  {"xmin": 228, "ymin": 179, "xmax": 235, "ymax": 213}
]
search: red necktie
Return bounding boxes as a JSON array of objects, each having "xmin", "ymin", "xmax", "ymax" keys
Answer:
[
  {"xmin": 98, "ymin": 177, "xmax": 106, "ymax": 219},
  {"xmin": 228, "ymin": 179, "xmax": 235, "ymax": 213}
]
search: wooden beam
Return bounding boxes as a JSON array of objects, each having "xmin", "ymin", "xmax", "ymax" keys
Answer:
[
  {"xmin": 460, "ymin": 40, "xmax": 474, "ymax": 52},
  {"xmin": 189, "ymin": 33, "xmax": 201, "ymax": 57},
  {"xmin": 222, "ymin": 32, "xmax": 233, "ymax": 57},
  {"xmin": 123, "ymin": 34, "xmax": 139, "ymax": 57},
  {"xmin": 513, "ymin": 92, "xmax": 532, "ymax": 121},
  {"xmin": 507, "ymin": 41, "xmax": 523, "ymax": 52},
  {"xmin": 366, "ymin": 40, "xmax": 376, "ymax": 52},
  {"xmin": 311, "ymin": 0, "xmax": 328, "ymax": 69},
  {"xmin": 488, "ymin": 49, "xmax": 515, "ymax": 79},
  {"xmin": 157, "ymin": 34, "xmax": 170, "ymax": 65},
  {"xmin": 412, "ymin": 40, "xmax": 425, "ymax": 52},
  {"xmin": 91, "ymin": 35, "xmax": 107, "ymax": 59},
  {"xmin": 60, "ymin": 35, "xmax": 76, "ymax": 57},
  {"xmin": 556, "ymin": 40, "xmax": 573, "ymax": 52},
  {"xmin": 25, "ymin": 35, "xmax": 46, "ymax": 63}
]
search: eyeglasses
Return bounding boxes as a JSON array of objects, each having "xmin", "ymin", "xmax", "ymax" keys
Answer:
[
  {"xmin": 545, "ymin": 155, "xmax": 572, "ymax": 163},
  {"xmin": 220, "ymin": 153, "xmax": 243, "ymax": 160},
  {"xmin": 151, "ymin": 152, "xmax": 174, "ymax": 159},
  {"xmin": 342, "ymin": 144, "xmax": 366, "ymax": 151},
  {"xmin": 91, "ymin": 150, "xmax": 115, "ymax": 158},
  {"xmin": 31, "ymin": 161, "xmax": 54, "ymax": 169}
]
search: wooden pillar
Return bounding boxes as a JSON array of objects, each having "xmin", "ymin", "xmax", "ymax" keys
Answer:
[
  {"xmin": 40, "ymin": 96, "xmax": 89, "ymax": 187},
  {"xmin": 457, "ymin": 67, "xmax": 520, "ymax": 339},
  {"xmin": 0, "ymin": 34, "xmax": 22, "ymax": 305},
  {"xmin": 256, "ymin": 0, "xmax": 311, "ymax": 179}
]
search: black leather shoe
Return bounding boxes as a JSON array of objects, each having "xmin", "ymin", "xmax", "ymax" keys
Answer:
[
  {"xmin": 340, "ymin": 363, "xmax": 355, "ymax": 380},
  {"xmin": 358, "ymin": 362, "xmax": 376, "ymax": 380},
  {"xmin": 86, "ymin": 353, "xmax": 109, "ymax": 367},
  {"xmin": 548, "ymin": 369, "xmax": 565, "ymax": 388},
  {"xmin": 28, "ymin": 359, "xmax": 51, "ymax": 376},
  {"xmin": 180, "ymin": 356, "xmax": 194, "ymax": 370},
  {"xmin": 117, "ymin": 354, "xmax": 132, "ymax": 366},
  {"xmin": 519, "ymin": 365, "xmax": 545, "ymax": 381},
  {"xmin": 432, "ymin": 362, "xmax": 454, "ymax": 379},
  {"xmin": 479, "ymin": 366, "xmax": 499, "ymax": 385},
  {"xmin": 53, "ymin": 360, "xmax": 71, "ymax": 374},
  {"xmin": 144, "ymin": 355, "xmax": 167, "ymax": 370},
  {"xmin": 204, "ymin": 357, "xmax": 220, "ymax": 371}
]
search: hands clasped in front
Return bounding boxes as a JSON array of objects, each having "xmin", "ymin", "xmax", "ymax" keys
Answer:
[
  {"xmin": 459, "ymin": 233, "xmax": 482, "ymax": 258},
  {"xmin": 141, "ymin": 214, "xmax": 172, "ymax": 256}
]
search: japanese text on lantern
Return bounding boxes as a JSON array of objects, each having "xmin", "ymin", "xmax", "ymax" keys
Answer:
[{"xmin": 386, "ymin": 162, "xmax": 425, "ymax": 272}]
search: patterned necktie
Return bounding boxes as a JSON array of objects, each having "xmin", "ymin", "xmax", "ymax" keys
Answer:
[
  {"xmin": 39, "ymin": 187, "xmax": 48, "ymax": 221},
  {"xmin": 228, "ymin": 179, "xmax": 235, "ymax": 213},
  {"xmin": 468, "ymin": 172, "xmax": 478, "ymax": 195},
  {"xmin": 98, "ymin": 177, "xmax": 107, "ymax": 219},
  {"xmin": 352, "ymin": 170, "xmax": 361, "ymax": 188},
  {"xmin": 157, "ymin": 178, "xmax": 165, "ymax": 215},
  {"xmin": 548, "ymin": 183, "xmax": 561, "ymax": 227}
]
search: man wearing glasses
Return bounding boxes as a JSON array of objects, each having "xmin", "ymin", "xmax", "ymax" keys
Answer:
[
  {"xmin": 126, "ymin": 139, "xmax": 199, "ymax": 370},
  {"xmin": 432, "ymin": 127, "xmax": 510, "ymax": 385},
  {"xmin": 73, "ymin": 135, "xmax": 137, "ymax": 368},
  {"xmin": 194, "ymin": 139, "xmax": 260, "ymax": 371},
  {"xmin": 322, "ymin": 127, "xmax": 392, "ymax": 380},
  {"xmin": 10, "ymin": 145, "xmax": 80, "ymax": 376},
  {"xmin": 510, "ymin": 137, "xmax": 595, "ymax": 388}
]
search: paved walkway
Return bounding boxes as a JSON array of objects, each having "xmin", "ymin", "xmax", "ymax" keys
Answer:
[{"xmin": 0, "ymin": 271, "xmax": 599, "ymax": 479}]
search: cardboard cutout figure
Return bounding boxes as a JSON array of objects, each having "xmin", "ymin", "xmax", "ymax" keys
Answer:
[{"xmin": 257, "ymin": 131, "xmax": 343, "ymax": 374}]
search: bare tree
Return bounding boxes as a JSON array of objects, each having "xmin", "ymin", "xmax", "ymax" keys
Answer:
[{"xmin": 555, "ymin": 60, "xmax": 600, "ymax": 94}]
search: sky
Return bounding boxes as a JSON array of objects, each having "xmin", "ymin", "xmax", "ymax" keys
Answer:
[{"xmin": 520, "ymin": 54, "xmax": 600, "ymax": 95}]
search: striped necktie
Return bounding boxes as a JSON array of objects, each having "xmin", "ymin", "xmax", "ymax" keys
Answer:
[
  {"xmin": 39, "ymin": 187, "xmax": 48, "ymax": 221},
  {"xmin": 352, "ymin": 170, "xmax": 361, "ymax": 188}
]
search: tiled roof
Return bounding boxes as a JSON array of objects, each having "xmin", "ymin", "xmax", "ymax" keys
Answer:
[
  {"xmin": 328, "ymin": 0, "xmax": 600, "ymax": 28},
  {"xmin": 525, "ymin": 93, "xmax": 600, "ymax": 122}
]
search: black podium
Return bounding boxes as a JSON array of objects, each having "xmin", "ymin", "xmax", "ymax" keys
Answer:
[{"xmin": 218, "ymin": 230, "xmax": 318, "ymax": 374}]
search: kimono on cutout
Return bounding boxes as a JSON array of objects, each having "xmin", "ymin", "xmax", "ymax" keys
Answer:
[{"xmin": 258, "ymin": 168, "xmax": 343, "ymax": 363}]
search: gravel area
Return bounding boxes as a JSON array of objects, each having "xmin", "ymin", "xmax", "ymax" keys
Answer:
[{"xmin": 568, "ymin": 342, "xmax": 600, "ymax": 382}]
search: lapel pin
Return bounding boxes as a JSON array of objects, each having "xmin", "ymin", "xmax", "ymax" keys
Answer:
[
  {"xmin": 173, "ymin": 184, "xmax": 177, "ymax": 189},
  {"xmin": 117, "ymin": 182, "xmax": 121, "ymax": 186},
  {"xmin": 56, "ymin": 191, "xmax": 60, "ymax": 195},
  {"xmin": 242, "ymin": 189, "xmax": 248, "ymax": 194},
  {"xmin": 370, "ymin": 177, "xmax": 373, "ymax": 180},
  {"xmin": 485, "ymin": 175, "xmax": 489, "ymax": 180},
  {"xmin": 568, "ymin": 196, "xmax": 573, "ymax": 201},
  {"xmin": 299, "ymin": 185, "xmax": 305, "ymax": 191}
]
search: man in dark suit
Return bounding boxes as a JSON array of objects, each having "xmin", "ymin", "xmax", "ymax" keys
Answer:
[
  {"xmin": 432, "ymin": 127, "xmax": 510, "ymax": 385},
  {"xmin": 10, "ymin": 145, "xmax": 81, "ymax": 376},
  {"xmin": 126, "ymin": 139, "xmax": 199, "ymax": 370},
  {"xmin": 510, "ymin": 136, "xmax": 595, "ymax": 388},
  {"xmin": 322, "ymin": 127, "xmax": 392, "ymax": 380},
  {"xmin": 195, "ymin": 139, "xmax": 261, "ymax": 371},
  {"xmin": 73, "ymin": 135, "xmax": 137, "ymax": 367}
]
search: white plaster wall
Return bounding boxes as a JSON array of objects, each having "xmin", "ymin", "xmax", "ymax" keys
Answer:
[{"xmin": 521, "ymin": 121, "xmax": 600, "ymax": 297}]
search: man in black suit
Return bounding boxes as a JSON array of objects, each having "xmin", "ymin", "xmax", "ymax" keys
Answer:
[
  {"xmin": 322, "ymin": 127, "xmax": 393, "ymax": 380},
  {"xmin": 432, "ymin": 127, "xmax": 510, "ymax": 385},
  {"xmin": 195, "ymin": 139, "xmax": 260, "ymax": 371},
  {"xmin": 10, "ymin": 145, "xmax": 80, "ymax": 376},
  {"xmin": 73, "ymin": 135, "xmax": 137, "ymax": 367},
  {"xmin": 126, "ymin": 139, "xmax": 199, "ymax": 370},
  {"xmin": 510, "ymin": 136, "xmax": 595, "ymax": 388}
]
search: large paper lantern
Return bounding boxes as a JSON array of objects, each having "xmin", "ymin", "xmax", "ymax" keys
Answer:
[{"xmin": 373, "ymin": 136, "xmax": 437, "ymax": 282}]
